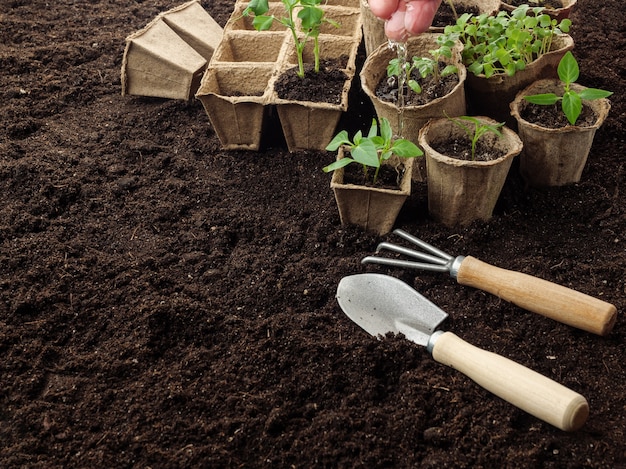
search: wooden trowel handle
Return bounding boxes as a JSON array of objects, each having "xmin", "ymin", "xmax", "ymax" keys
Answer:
[
  {"xmin": 431, "ymin": 331, "xmax": 589, "ymax": 432},
  {"xmin": 456, "ymin": 256, "xmax": 617, "ymax": 336}
]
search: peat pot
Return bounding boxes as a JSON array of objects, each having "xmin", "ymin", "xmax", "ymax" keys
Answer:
[
  {"xmin": 419, "ymin": 116, "xmax": 523, "ymax": 226},
  {"xmin": 330, "ymin": 148, "xmax": 414, "ymax": 235},
  {"xmin": 510, "ymin": 79, "xmax": 611, "ymax": 187}
]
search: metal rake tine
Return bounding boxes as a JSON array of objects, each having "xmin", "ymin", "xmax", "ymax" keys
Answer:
[
  {"xmin": 361, "ymin": 256, "xmax": 451, "ymax": 272},
  {"xmin": 375, "ymin": 242, "xmax": 449, "ymax": 266},
  {"xmin": 393, "ymin": 229, "xmax": 454, "ymax": 262}
]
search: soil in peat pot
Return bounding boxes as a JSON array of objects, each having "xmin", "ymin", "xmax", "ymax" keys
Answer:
[
  {"xmin": 274, "ymin": 59, "xmax": 349, "ymax": 104},
  {"xmin": 520, "ymin": 102, "xmax": 599, "ymax": 128},
  {"xmin": 375, "ymin": 63, "xmax": 460, "ymax": 106},
  {"xmin": 1, "ymin": 0, "xmax": 625, "ymax": 468},
  {"xmin": 432, "ymin": 4, "xmax": 481, "ymax": 28},
  {"xmin": 431, "ymin": 137, "xmax": 507, "ymax": 162}
]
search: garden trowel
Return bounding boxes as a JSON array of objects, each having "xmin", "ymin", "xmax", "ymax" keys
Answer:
[
  {"xmin": 361, "ymin": 229, "xmax": 617, "ymax": 336},
  {"xmin": 336, "ymin": 273, "xmax": 589, "ymax": 432}
]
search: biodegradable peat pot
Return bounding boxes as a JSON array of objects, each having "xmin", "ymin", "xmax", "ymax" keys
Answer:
[
  {"xmin": 361, "ymin": 34, "xmax": 467, "ymax": 140},
  {"xmin": 121, "ymin": 0, "xmax": 223, "ymax": 100},
  {"xmin": 196, "ymin": 64, "xmax": 274, "ymax": 151},
  {"xmin": 196, "ymin": 29, "xmax": 285, "ymax": 150},
  {"xmin": 465, "ymin": 34, "xmax": 574, "ymax": 126},
  {"xmin": 419, "ymin": 117, "xmax": 523, "ymax": 226},
  {"xmin": 510, "ymin": 79, "xmax": 611, "ymax": 187},
  {"xmin": 274, "ymin": 34, "xmax": 361, "ymax": 152},
  {"xmin": 330, "ymin": 148, "xmax": 414, "ymax": 235},
  {"xmin": 500, "ymin": 0, "xmax": 577, "ymax": 21}
]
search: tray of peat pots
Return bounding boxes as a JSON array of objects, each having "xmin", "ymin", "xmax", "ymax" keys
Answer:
[
  {"xmin": 241, "ymin": 0, "xmax": 362, "ymax": 152},
  {"xmin": 418, "ymin": 115, "xmax": 523, "ymax": 227},
  {"xmin": 322, "ymin": 117, "xmax": 423, "ymax": 235},
  {"xmin": 500, "ymin": 0, "xmax": 578, "ymax": 22},
  {"xmin": 440, "ymin": 4, "xmax": 574, "ymax": 126},
  {"xmin": 510, "ymin": 51, "xmax": 612, "ymax": 187},
  {"xmin": 360, "ymin": 33, "xmax": 467, "ymax": 180},
  {"xmin": 360, "ymin": 0, "xmax": 500, "ymax": 56}
]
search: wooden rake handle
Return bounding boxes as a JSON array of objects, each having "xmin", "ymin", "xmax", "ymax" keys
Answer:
[
  {"xmin": 456, "ymin": 256, "xmax": 617, "ymax": 336},
  {"xmin": 431, "ymin": 331, "xmax": 589, "ymax": 432}
]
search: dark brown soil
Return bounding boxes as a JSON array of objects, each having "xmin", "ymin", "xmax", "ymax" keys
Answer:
[
  {"xmin": 342, "ymin": 161, "xmax": 408, "ymax": 189},
  {"xmin": 520, "ymin": 102, "xmax": 599, "ymax": 128},
  {"xmin": 430, "ymin": 137, "xmax": 506, "ymax": 162},
  {"xmin": 275, "ymin": 61, "xmax": 349, "ymax": 103},
  {"xmin": 432, "ymin": 4, "xmax": 480, "ymax": 27},
  {"xmin": 1, "ymin": 1, "xmax": 625, "ymax": 468}
]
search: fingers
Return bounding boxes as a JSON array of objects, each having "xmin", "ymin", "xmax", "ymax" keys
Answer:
[
  {"xmin": 368, "ymin": 0, "xmax": 400, "ymax": 20},
  {"xmin": 384, "ymin": 1, "xmax": 409, "ymax": 41},
  {"xmin": 404, "ymin": 0, "xmax": 442, "ymax": 35},
  {"xmin": 369, "ymin": 0, "xmax": 443, "ymax": 41}
]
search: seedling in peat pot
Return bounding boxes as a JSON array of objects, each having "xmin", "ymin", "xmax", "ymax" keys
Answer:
[
  {"xmin": 387, "ymin": 36, "xmax": 459, "ymax": 94},
  {"xmin": 243, "ymin": 0, "xmax": 340, "ymax": 78},
  {"xmin": 446, "ymin": 114, "xmax": 505, "ymax": 161},
  {"xmin": 523, "ymin": 51, "xmax": 613, "ymax": 125},
  {"xmin": 323, "ymin": 117, "xmax": 422, "ymax": 184}
]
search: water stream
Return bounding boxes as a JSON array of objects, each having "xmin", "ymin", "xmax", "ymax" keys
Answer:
[{"xmin": 388, "ymin": 40, "xmax": 407, "ymax": 139}]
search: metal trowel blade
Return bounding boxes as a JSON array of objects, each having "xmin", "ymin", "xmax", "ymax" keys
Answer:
[{"xmin": 336, "ymin": 273, "xmax": 448, "ymax": 347}]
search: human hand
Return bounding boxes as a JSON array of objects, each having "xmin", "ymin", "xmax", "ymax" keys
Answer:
[{"xmin": 368, "ymin": 0, "xmax": 443, "ymax": 41}]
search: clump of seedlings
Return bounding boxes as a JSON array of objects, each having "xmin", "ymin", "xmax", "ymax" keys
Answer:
[{"xmin": 442, "ymin": 4, "xmax": 572, "ymax": 77}]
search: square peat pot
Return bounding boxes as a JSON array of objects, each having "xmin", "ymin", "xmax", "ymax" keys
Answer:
[
  {"xmin": 122, "ymin": 18, "xmax": 207, "ymax": 100},
  {"xmin": 121, "ymin": 1, "xmax": 223, "ymax": 100},
  {"xmin": 196, "ymin": 64, "xmax": 274, "ymax": 151}
]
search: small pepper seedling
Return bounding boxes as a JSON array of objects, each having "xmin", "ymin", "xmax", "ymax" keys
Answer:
[
  {"xmin": 446, "ymin": 114, "xmax": 505, "ymax": 161},
  {"xmin": 387, "ymin": 36, "xmax": 458, "ymax": 94},
  {"xmin": 523, "ymin": 51, "xmax": 613, "ymax": 125},
  {"xmin": 323, "ymin": 117, "xmax": 422, "ymax": 185},
  {"xmin": 243, "ymin": 0, "xmax": 339, "ymax": 79}
]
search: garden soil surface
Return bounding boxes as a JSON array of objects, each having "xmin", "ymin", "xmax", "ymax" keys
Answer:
[{"xmin": 1, "ymin": 1, "xmax": 625, "ymax": 467}]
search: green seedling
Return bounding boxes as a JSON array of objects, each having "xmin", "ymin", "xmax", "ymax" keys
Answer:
[
  {"xmin": 323, "ymin": 117, "xmax": 422, "ymax": 184},
  {"xmin": 243, "ymin": 0, "xmax": 339, "ymax": 78},
  {"xmin": 523, "ymin": 51, "xmax": 613, "ymax": 125},
  {"xmin": 386, "ymin": 36, "xmax": 458, "ymax": 94},
  {"xmin": 446, "ymin": 114, "xmax": 505, "ymax": 161},
  {"xmin": 442, "ymin": 5, "xmax": 571, "ymax": 78}
]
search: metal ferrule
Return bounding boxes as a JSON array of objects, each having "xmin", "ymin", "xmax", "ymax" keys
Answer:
[
  {"xmin": 426, "ymin": 330, "xmax": 445, "ymax": 354},
  {"xmin": 449, "ymin": 255, "xmax": 465, "ymax": 279}
]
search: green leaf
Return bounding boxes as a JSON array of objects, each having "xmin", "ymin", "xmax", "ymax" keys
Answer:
[
  {"xmin": 391, "ymin": 140, "xmax": 422, "ymax": 158},
  {"xmin": 322, "ymin": 157, "xmax": 354, "ymax": 173},
  {"xmin": 252, "ymin": 15, "xmax": 274, "ymax": 31},
  {"xmin": 578, "ymin": 88, "xmax": 613, "ymax": 100},
  {"xmin": 379, "ymin": 118, "xmax": 393, "ymax": 145},
  {"xmin": 367, "ymin": 119, "xmax": 378, "ymax": 139},
  {"xmin": 524, "ymin": 93, "xmax": 560, "ymax": 105},
  {"xmin": 298, "ymin": 5, "xmax": 323, "ymax": 31},
  {"xmin": 351, "ymin": 139, "xmax": 380, "ymax": 168},
  {"xmin": 562, "ymin": 91, "xmax": 582, "ymax": 125},
  {"xmin": 245, "ymin": 0, "xmax": 269, "ymax": 15},
  {"xmin": 408, "ymin": 80, "xmax": 421, "ymax": 94},
  {"xmin": 325, "ymin": 130, "xmax": 350, "ymax": 151},
  {"xmin": 557, "ymin": 51, "xmax": 579, "ymax": 86}
]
